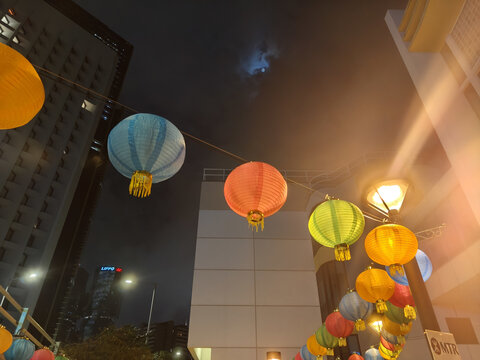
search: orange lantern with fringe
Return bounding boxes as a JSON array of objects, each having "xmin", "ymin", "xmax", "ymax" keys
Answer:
[
  {"xmin": 224, "ymin": 161, "xmax": 287, "ymax": 230},
  {"xmin": 0, "ymin": 325, "xmax": 13, "ymax": 353},
  {"xmin": 325, "ymin": 310, "xmax": 354, "ymax": 346},
  {"xmin": 365, "ymin": 224, "xmax": 418, "ymax": 276},
  {"xmin": 382, "ymin": 316, "xmax": 412, "ymax": 336},
  {"xmin": 307, "ymin": 334, "xmax": 327, "ymax": 359},
  {"xmin": 356, "ymin": 267, "xmax": 395, "ymax": 313}
]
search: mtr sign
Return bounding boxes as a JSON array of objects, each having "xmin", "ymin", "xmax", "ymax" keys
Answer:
[{"xmin": 425, "ymin": 330, "xmax": 462, "ymax": 360}]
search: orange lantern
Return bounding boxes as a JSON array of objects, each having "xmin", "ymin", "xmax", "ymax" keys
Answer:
[
  {"xmin": 382, "ymin": 316, "xmax": 412, "ymax": 336},
  {"xmin": 224, "ymin": 161, "xmax": 287, "ymax": 230},
  {"xmin": 355, "ymin": 267, "xmax": 395, "ymax": 313},
  {"xmin": 307, "ymin": 334, "xmax": 328, "ymax": 359},
  {"xmin": 365, "ymin": 224, "xmax": 418, "ymax": 276},
  {"xmin": 0, "ymin": 42, "xmax": 45, "ymax": 129}
]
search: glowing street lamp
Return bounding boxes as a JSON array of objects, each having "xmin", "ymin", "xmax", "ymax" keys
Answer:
[{"xmin": 366, "ymin": 179, "xmax": 409, "ymax": 217}]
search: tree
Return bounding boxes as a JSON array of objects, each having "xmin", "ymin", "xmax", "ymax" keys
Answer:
[{"xmin": 62, "ymin": 326, "xmax": 153, "ymax": 360}]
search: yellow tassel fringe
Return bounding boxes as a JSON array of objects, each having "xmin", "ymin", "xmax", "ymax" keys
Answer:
[
  {"xmin": 355, "ymin": 319, "xmax": 366, "ymax": 331},
  {"xmin": 326, "ymin": 348, "xmax": 334, "ymax": 356},
  {"xmin": 400, "ymin": 323, "xmax": 410, "ymax": 332},
  {"xmin": 247, "ymin": 210, "xmax": 264, "ymax": 231},
  {"xmin": 334, "ymin": 243, "xmax": 351, "ymax": 261},
  {"xmin": 404, "ymin": 305, "xmax": 416, "ymax": 320},
  {"xmin": 338, "ymin": 337, "xmax": 347, "ymax": 346},
  {"xmin": 376, "ymin": 300, "xmax": 388, "ymax": 313},
  {"xmin": 129, "ymin": 171, "xmax": 153, "ymax": 198},
  {"xmin": 389, "ymin": 264, "xmax": 404, "ymax": 276}
]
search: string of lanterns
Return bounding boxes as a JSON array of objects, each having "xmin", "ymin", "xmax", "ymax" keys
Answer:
[
  {"xmin": 2, "ymin": 40, "xmax": 437, "ymax": 360},
  {"xmin": 0, "ymin": 327, "xmax": 58, "ymax": 360}
]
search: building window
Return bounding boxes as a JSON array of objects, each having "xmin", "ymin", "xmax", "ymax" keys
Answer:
[
  {"xmin": 27, "ymin": 235, "xmax": 35, "ymax": 248},
  {"xmin": 12, "ymin": 35, "xmax": 20, "ymax": 44},
  {"xmin": 82, "ymin": 100, "xmax": 96, "ymax": 112},
  {"xmin": 5, "ymin": 228, "xmax": 13, "ymax": 242},
  {"xmin": 0, "ymin": 247, "xmax": 5, "ymax": 261},
  {"xmin": 19, "ymin": 253, "xmax": 28, "ymax": 267}
]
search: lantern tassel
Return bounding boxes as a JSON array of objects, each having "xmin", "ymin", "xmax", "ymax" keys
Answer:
[
  {"xmin": 398, "ymin": 335, "xmax": 405, "ymax": 344},
  {"xmin": 247, "ymin": 210, "xmax": 264, "ymax": 231},
  {"xmin": 394, "ymin": 344, "xmax": 403, "ymax": 351},
  {"xmin": 355, "ymin": 319, "xmax": 366, "ymax": 331},
  {"xmin": 400, "ymin": 323, "xmax": 410, "ymax": 332},
  {"xmin": 404, "ymin": 305, "xmax": 416, "ymax": 320},
  {"xmin": 326, "ymin": 348, "xmax": 334, "ymax": 356},
  {"xmin": 129, "ymin": 171, "xmax": 153, "ymax": 198},
  {"xmin": 338, "ymin": 337, "xmax": 347, "ymax": 346},
  {"xmin": 316, "ymin": 356, "xmax": 323, "ymax": 360},
  {"xmin": 334, "ymin": 244, "xmax": 351, "ymax": 261},
  {"xmin": 376, "ymin": 300, "xmax": 388, "ymax": 313},
  {"xmin": 388, "ymin": 264, "xmax": 404, "ymax": 276}
]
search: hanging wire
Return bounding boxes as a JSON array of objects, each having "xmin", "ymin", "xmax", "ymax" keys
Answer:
[{"xmin": 33, "ymin": 64, "xmax": 386, "ymax": 223}]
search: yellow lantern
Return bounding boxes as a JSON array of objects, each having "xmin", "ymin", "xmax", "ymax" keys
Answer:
[
  {"xmin": 0, "ymin": 325, "xmax": 13, "ymax": 353},
  {"xmin": 382, "ymin": 316, "xmax": 412, "ymax": 336},
  {"xmin": 307, "ymin": 334, "xmax": 327, "ymax": 359},
  {"xmin": 0, "ymin": 43, "xmax": 45, "ymax": 129},
  {"xmin": 365, "ymin": 224, "xmax": 418, "ymax": 276},
  {"xmin": 355, "ymin": 267, "xmax": 395, "ymax": 313}
]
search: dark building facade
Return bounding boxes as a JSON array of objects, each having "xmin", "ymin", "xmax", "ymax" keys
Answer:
[
  {"xmin": 0, "ymin": 0, "xmax": 133, "ymax": 340},
  {"xmin": 145, "ymin": 321, "xmax": 193, "ymax": 359}
]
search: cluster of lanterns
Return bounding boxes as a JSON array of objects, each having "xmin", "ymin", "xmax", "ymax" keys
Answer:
[
  {"xmin": 293, "ymin": 250, "xmax": 432, "ymax": 360},
  {"xmin": 0, "ymin": 326, "xmax": 61, "ymax": 360}
]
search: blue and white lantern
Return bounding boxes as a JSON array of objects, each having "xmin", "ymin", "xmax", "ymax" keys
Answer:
[
  {"xmin": 386, "ymin": 249, "xmax": 432, "ymax": 285},
  {"xmin": 300, "ymin": 345, "xmax": 316, "ymax": 360},
  {"xmin": 339, "ymin": 289, "xmax": 373, "ymax": 331},
  {"xmin": 4, "ymin": 338, "xmax": 35, "ymax": 360},
  {"xmin": 364, "ymin": 347, "xmax": 382, "ymax": 360},
  {"xmin": 107, "ymin": 113, "xmax": 186, "ymax": 197}
]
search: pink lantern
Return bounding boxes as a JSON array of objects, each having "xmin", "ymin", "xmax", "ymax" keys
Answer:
[{"xmin": 31, "ymin": 348, "xmax": 55, "ymax": 360}]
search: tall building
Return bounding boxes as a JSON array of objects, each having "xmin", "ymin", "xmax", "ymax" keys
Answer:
[
  {"xmin": 0, "ymin": 0, "xmax": 132, "ymax": 336},
  {"xmin": 145, "ymin": 321, "xmax": 192, "ymax": 358},
  {"xmin": 82, "ymin": 266, "xmax": 123, "ymax": 340},
  {"xmin": 188, "ymin": 170, "xmax": 322, "ymax": 360}
]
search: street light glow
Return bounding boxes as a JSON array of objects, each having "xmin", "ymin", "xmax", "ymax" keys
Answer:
[
  {"xmin": 125, "ymin": 279, "xmax": 133, "ymax": 284},
  {"xmin": 176, "ymin": 351, "xmax": 181, "ymax": 355},
  {"xmin": 28, "ymin": 273, "xmax": 38, "ymax": 278},
  {"xmin": 366, "ymin": 179, "xmax": 408, "ymax": 213}
]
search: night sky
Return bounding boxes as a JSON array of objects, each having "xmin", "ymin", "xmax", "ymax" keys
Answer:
[{"xmin": 70, "ymin": 0, "xmax": 444, "ymax": 326}]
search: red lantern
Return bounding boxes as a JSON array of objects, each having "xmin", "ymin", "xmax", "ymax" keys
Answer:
[
  {"xmin": 389, "ymin": 283, "xmax": 416, "ymax": 320},
  {"xmin": 31, "ymin": 348, "xmax": 55, "ymax": 360},
  {"xmin": 348, "ymin": 353, "xmax": 364, "ymax": 360},
  {"xmin": 325, "ymin": 310, "xmax": 354, "ymax": 346},
  {"xmin": 380, "ymin": 335, "xmax": 404, "ymax": 352},
  {"xmin": 224, "ymin": 162, "xmax": 287, "ymax": 230},
  {"xmin": 295, "ymin": 352, "xmax": 302, "ymax": 360}
]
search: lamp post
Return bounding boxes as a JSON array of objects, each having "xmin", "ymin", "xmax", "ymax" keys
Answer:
[
  {"xmin": 365, "ymin": 179, "xmax": 441, "ymax": 332},
  {"xmin": 123, "ymin": 278, "xmax": 157, "ymax": 344}
]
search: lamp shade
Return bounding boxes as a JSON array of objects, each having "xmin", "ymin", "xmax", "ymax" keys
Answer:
[
  {"xmin": 4, "ymin": 338, "xmax": 35, "ymax": 360},
  {"xmin": 315, "ymin": 324, "xmax": 338, "ymax": 355},
  {"xmin": 0, "ymin": 326, "xmax": 13, "ymax": 353},
  {"xmin": 355, "ymin": 268, "xmax": 395, "ymax": 313},
  {"xmin": 308, "ymin": 199, "xmax": 365, "ymax": 261},
  {"xmin": 31, "ymin": 349, "xmax": 55, "ymax": 360},
  {"xmin": 108, "ymin": 113, "xmax": 186, "ymax": 197},
  {"xmin": 339, "ymin": 290, "xmax": 374, "ymax": 331},
  {"xmin": 0, "ymin": 42, "xmax": 45, "ymax": 129},
  {"xmin": 267, "ymin": 351, "xmax": 282, "ymax": 360},
  {"xmin": 325, "ymin": 310, "xmax": 354, "ymax": 346},
  {"xmin": 382, "ymin": 316, "xmax": 412, "ymax": 336},
  {"xmin": 389, "ymin": 283, "xmax": 416, "ymax": 320},
  {"xmin": 348, "ymin": 353, "xmax": 364, "ymax": 360},
  {"xmin": 364, "ymin": 347, "xmax": 382, "ymax": 360},
  {"xmin": 365, "ymin": 224, "xmax": 418, "ymax": 276},
  {"xmin": 306, "ymin": 335, "xmax": 327, "ymax": 357},
  {"xmin": 300, "ymin": 345, "xmax": 316, "ymax": 360},
  {"xmin": 224, "ymin": 161, "xmax": 287, "ymax": 230},
  {"xmin": 386, "ymin": 249, "xmax": 432, "ymax": 285}
]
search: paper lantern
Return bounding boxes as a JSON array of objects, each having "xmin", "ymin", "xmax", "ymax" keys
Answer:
[
  {"xmin": 0, "ymin": 326, "xmax": 13, "ymax": 353},
  {"xmin": 380, "ymin": 335, "xmax": 404, "ymax": 352},
  {"xmin": 4, "ymin": 338, "xmax": 35, "ymax": 360},
  {"xmin": 294, "ymin": 353, "xmax": 302, "ymax": 360},
  {"xmin": 300, "ymin": 345, "xmax": 316, "ymax": 360},
  {"xmin": 386, "ymin": 249, "xmax": 432, "ymax": 285},
  {"xmin": 364, "ymin": 347, "xmax": 382, "ymax": 360},
  {"xmin": 108, "ymin": 113, "xmax": 186, "ymax": 197},
  {"xmin": 385, "ymin": 302, "xmax": 412, "ymax": 332},
  {"xmin": 308, "ymin": 199, "xmax": 365, "ymax": 261},
  {"xmin": 382, "ymin": 316, "xmax": 412, "ymax": 336},
  {"xmin": 348, "ymin": 353, "xmax": 364, "ymax": 360},
  {"xmin": 306, "ymin": 335, "xmax": 327, "ymax": 358},
  {"xmin": 325, "ymin": 310, "xmax": 354, "ymax": 346},
  {"xmin": 365, "ymin": 224, "xmax": 418, "ymax": 276},
  {"xmin": 378, "ymin": 342, "xmax": 401, "ymax": 360},
  {"xmin": 224, "ymin": 161, "xmax": 287, "ymax": 230},
  {"xmin": 315, "ymin": 324, "xmax": 338, "ymax": 356},
  {"xmin": 31, "ymin": 348, "xmax": 55, "ymax": 360},
  {"xmin": 381, "ymin": 328, "xmax": 405, "ymax": 350},
  {"xmin": 389, "ymin": 283, "xmax": 416, "ymax": 320},
  {"xmin": 0, "ymin": 42, "xmax": 45, "ymax": 129},
  {"xmin": 355, "ymin": 267, "xmax": 395, "ymax": 313},
  {"xmin": 339, "ymin": 289, "xmax": 374, "ymax": 331}
]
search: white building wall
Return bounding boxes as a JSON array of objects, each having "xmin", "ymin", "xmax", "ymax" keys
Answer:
[{"xmin": 189, "ymin": 182, "xmax": 321, "ymax": 360}]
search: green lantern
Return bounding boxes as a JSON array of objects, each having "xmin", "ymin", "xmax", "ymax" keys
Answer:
[
  {"xmin": 385, "ymin": 302, "xmax": 412, "ymax": 333},
  {"xmin": 308, "ymin": 198, "xmax": 365, "ymax": 261},
  {"xmin": 55, "ymin": 356, "xmax": 69, "ymax": 360},
  {"xmin": 315, "ymin": 324, "xmax": 338, "ymax": 356}
]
